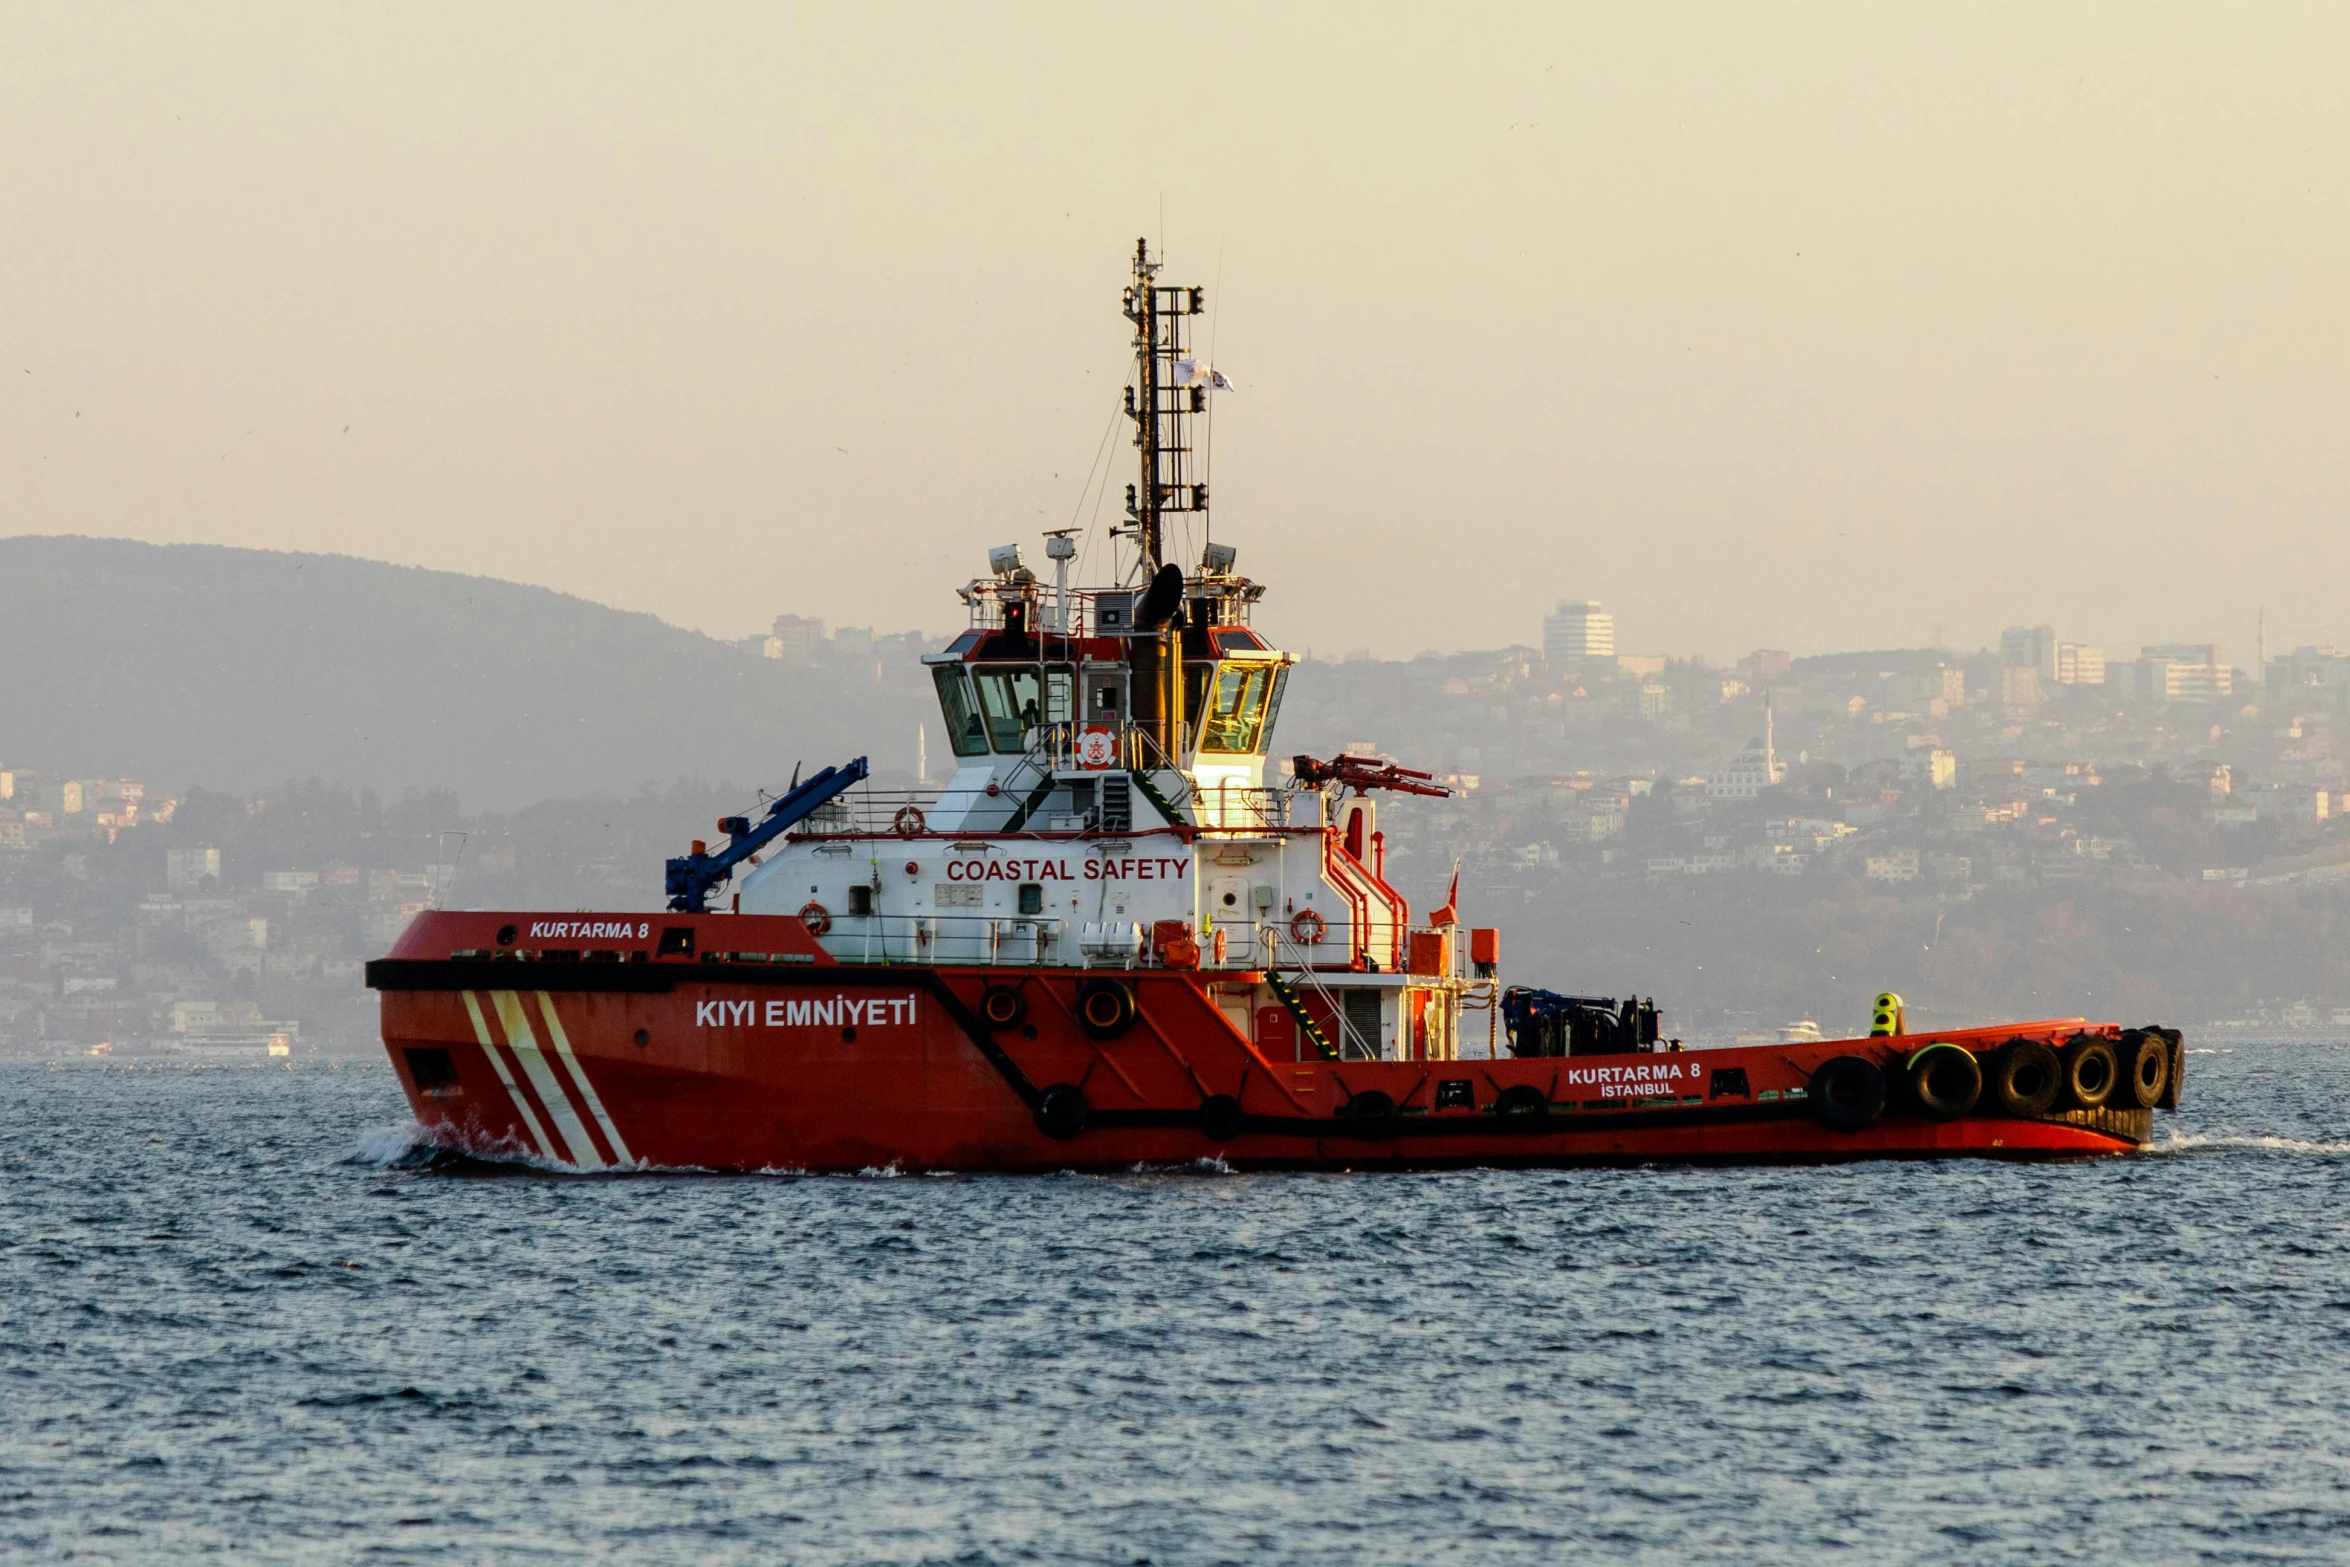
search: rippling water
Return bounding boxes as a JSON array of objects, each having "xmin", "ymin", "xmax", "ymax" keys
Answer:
[{"xmin": 3, "ymin": 1043, "xmax": 2349, "ymax": 1563}]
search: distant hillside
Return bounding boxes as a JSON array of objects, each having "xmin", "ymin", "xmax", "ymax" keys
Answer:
[{"xmin": 0, "ymin": 536, "xmax": 931, "ymax": 809}]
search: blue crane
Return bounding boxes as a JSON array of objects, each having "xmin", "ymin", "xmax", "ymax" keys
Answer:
[{"xmin": 664, "ymin": 757, "xmax": 870, "ymax": 913}]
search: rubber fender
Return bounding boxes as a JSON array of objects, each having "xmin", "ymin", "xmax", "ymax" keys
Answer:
[
  {"xmin": 1200, "ymin": 1093, "xmax": 1244, "ymax": 1143},
  {"xmin": 1342, "ymin": 1089, "xmax": 1399, "ymax": 1138},
  {"xmin": 2115, "ymin": 1029, "xmax": 2170, "ymax": 1110},
  {"xmin": 978, "ymin": 983, "xmax": 1027, "ymax": 1030},
  {"xmin": 2153, "ymin": 1027, "xmax": 2185, "ymax": 1111},
  {"xmin": 1073, "ymin": 977, "xmax": 1138, "ymax": 1040},
  {"xmin": 2059, "ymin": 1034, "xmax": 2119, "ymax": 1110},
  {"xmin": 1810, "ymin": 1056, "xmax": 1887, "ymax": 1133},
  {"xmin": 1493, "ymin": 1083, "xmax": 1549, "ymax": 1120},
  {"xmin": 1033, "ymin": 1083, "xmax": 1089, "ymax": 1140},
  {"xmin": 1905, "ymin": 1042, "xmax": 1982, "ymax": 1121},
  {"xmin": 1988, "ymin": 1039, "xmax": 2061, "ymax": 1118}
]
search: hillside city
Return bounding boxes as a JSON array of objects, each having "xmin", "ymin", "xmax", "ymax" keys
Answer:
[
  {"xmin": 1330, "ymin": 601, "xmax": 2350, "ymax": 906},
  {"xmin": 5, "ymin": 601, "xmax": 2350, "ymax": 1056}
]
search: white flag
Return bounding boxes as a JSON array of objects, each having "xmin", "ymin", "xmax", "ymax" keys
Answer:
[{"xmin": 1171, "ymin": 357, "xmax": 1237, "ymax": 391}]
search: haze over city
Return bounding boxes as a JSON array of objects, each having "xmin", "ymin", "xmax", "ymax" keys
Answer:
[
  {"xmin": 8, "ymin": 4, "xmax": 2349, "ymax": 661},
  {"xmin": 16, "ymin": 12, "xmax": 2350, "ymax": 1562}
]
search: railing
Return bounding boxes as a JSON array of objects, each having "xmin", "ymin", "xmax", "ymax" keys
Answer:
[
  {"xmin": 1257, "ymin": 925, "xmax": 1381, "ymax": 1060},
  {"xmin": 805, "ymin": 912, "xmax": 1069, "ymax": 967},
  {"xmin": 775, "ymin": 763, "xmax": 1306, "ymax": 839},
  {"xmin": 794, "ymin": 785, "xmax": 971, "ymax": 837},
  {"xmin": 1188, "ymin": 781, "xmax": 1294, "ymax": 833}
]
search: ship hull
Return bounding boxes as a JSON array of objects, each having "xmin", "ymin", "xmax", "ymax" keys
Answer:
[{"xmin": 370, "ymin": 915, "xmax": 2155, "ymax": 1173}]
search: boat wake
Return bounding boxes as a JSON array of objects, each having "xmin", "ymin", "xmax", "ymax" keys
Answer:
[
  {"xmin": 346, "ymin": 1120, "xmax": 673, "ymax": 1176},
  {"xmin": 1121, "ymin": 1155, "xmax": 1236, "ymax": 1177},
  {"xmin": 2142, "ymin": 1132, "xmax": 2350, "ymax": 1158},
  {"xmin": 349, "ymin": 1120, "xmax": 445, "ymax": 1168}
]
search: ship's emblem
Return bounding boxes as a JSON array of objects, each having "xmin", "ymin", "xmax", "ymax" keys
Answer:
[{"xmin": 1076, "ymin": 726, "xmax": 1118, "ymax": 769}]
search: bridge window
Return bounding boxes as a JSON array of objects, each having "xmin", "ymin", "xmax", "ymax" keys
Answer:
[
  {"xmin": 933, "ymin": 667, "xmax": 990, "ymax": 757},
  {"xmin": 972, "ymin": 666, "xmax": 1073, "ymax": 753},
  {"xmin": 1199, "ymin": 661, "xmax": 1281, "ymax": 755},
  {"xmin": 975, "ymin": 667, "xmax": 1036, "ymax": 752}
]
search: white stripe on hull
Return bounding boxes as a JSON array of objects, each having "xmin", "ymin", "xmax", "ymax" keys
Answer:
[
  {"xmin": 534, "ymin": 991, "xmax": 635, "ymax": 1165},
  {"xmin": 491, "ymin": 990, "xmax": 609, "ymax": 1169},
  {"xmin": 463, "ymin": 990, "xmax": 555, "ymax": 1161}
]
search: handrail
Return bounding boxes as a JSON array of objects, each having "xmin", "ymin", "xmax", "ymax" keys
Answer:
[{"xmin": 1259, "ymin": 924, "xmax": 1379, "ymax": 1060}]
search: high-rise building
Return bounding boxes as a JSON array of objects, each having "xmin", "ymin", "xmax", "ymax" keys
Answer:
[
  {"xmin": 1544, "ymin": 600, "xmax": 1614, "ymax": 668},
  {"xmin": 2267, "ymin": 646, "xmax": 2350, "ymax": 701},
  {"xmin": 2138, "ymin": 644, "xmax": 2230, "ymax": 704},
  {"xmin": 2000, "ymin": 624, "xmax": 2058, "ymax": 680},
  {"xmin": 2054, "ymin": 643, "xmax": 2106, "ymax": 685}
]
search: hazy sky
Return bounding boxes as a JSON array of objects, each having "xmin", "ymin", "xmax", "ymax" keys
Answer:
[{"xmin": 7, "ymin": 5, "xmax": 2347, "ymax": 665}]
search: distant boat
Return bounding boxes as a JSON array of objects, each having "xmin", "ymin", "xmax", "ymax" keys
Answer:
[{"xmin": 1780, "ymin": 1021, "xmax": 1825, "ymax": 1044}]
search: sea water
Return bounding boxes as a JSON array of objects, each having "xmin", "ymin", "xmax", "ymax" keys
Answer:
[{"xmin": 3, "ymin": 1043, "xmax": 2348, "ymax": 1563}]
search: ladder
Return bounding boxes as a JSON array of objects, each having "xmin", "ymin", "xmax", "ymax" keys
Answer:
[{"xmin": 1263, "ymin": 971, "xmax": 1342, "ymax": 1061}]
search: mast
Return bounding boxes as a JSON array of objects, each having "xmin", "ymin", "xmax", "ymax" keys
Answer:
[
  {"xmin": 1121, "ymin": 239, "xmax": 1210, "ymax": 765},
  {"xmin": 1122, "ymin": 239, "xmax": 1208, "ymax": 574}
]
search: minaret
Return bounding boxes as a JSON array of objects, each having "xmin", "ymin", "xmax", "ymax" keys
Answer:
[{"xmin": 1764, "ymin": 691, "xmax": 1779, "ymax": 783}]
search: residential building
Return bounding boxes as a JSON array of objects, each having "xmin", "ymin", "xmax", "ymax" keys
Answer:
[
  {"xmin": 1900, "ymin": 749, "xmax": 1958, "ymax": 790},
  {"xmin": 166, "ymin": 848, "xmax": 221, "ymax": 891},
  {"xmin": 2055, "ymin": 643, "xmax": 2105, "ymax": 685},
  {"xmin": 1543, "ymin": 600, "xmax": 1614, "ymax": 668},
  {"xmin": 765, "ymin": 614, "xmax": 827, "ymax": 661},
  {"xmin": 2267, "ymin": 646, "xmax": 2350, "ymax": 703},
  {"xmin": 2139, "ymin": 645, "xmax": 2232, "ymax": 704},
  {"xmin": 2001, "ymin": 624, "xmax": 2058, "ymax": 681}
]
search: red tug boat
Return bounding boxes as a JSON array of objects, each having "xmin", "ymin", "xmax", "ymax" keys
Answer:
[{"xmin": 370, "ymin": 243, "xmax": 2185, "ymax": 1171}]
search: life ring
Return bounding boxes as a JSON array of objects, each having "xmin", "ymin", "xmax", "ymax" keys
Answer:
[
  {"xmin": 1905, "ymin": 1042, "xmax": 1981, "ymax": 1121},
  {"xmin": 2059, "ymin": 1034, "xmax": 2118, "ymax": 1110},
  {"xmin": 799, "ymin": 900, "xmax": 832, "ymax": 936},
  {"xmin": 1074, "ymin": 976, "xmax": 1138, "ymax": 1039},
  {"xmin": 1987, "ymin": 1038, "xmax": 2060, "ymax": 1117},
  {"xmin": 892, "ymin": 805, "xmax": 926, "ymax": 837},
  {"xmin": 1076, "ymin": 727, "xmax": 1118, "ymax": 769},
  {"xmin": 1290, "ymin": 908, "xmax": 1327, "ymax": 946},
  {"xmin": 1809, "ymin": 1055, "xmax": 1886, "ymax": 1133}
]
